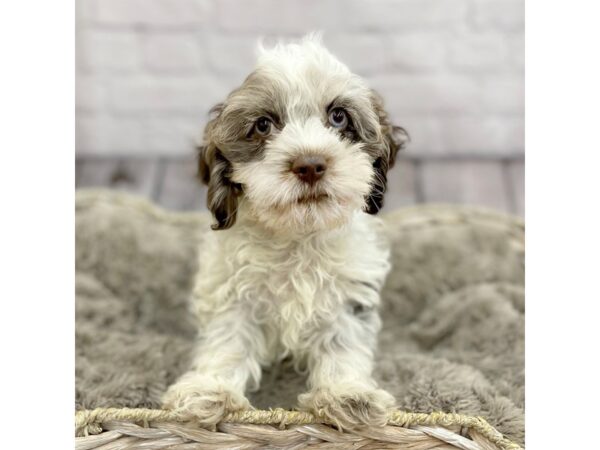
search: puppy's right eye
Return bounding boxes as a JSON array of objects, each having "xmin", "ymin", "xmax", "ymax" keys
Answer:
[
  {"xmin": 254, "ymin": 117, "xmax": 272, "ymax": 137},
  {"xmin": 328, "ymin": 107, "xmax": 349, "ymax": 129}
]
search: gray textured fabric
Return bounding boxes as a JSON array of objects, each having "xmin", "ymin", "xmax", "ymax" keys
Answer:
[{"xmin": 75, "ymin": 190, "xmax": 525, "ymax": 445}]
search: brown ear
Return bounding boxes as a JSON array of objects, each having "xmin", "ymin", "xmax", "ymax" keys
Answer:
[
  {"xmin": 364, "ymin": 90, "xmax": 409, "ymax": 215},
  {"xmin": 197, "ymin": 104, "xmax": 240, "ymax": 230}
]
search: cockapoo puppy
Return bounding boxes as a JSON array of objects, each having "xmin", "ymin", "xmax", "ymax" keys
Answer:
[{"xmin": 163, "ymin": 34, "xmax": 408, "ymax": 430}]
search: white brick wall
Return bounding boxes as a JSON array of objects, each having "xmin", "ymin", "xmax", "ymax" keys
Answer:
[
  {"xmin": 76, "ymin": 0, "xmax": 524, "ymax": 157},
  {"xmin": 86, "ymin": 0, "xmax": 210, "ymax": 27}
]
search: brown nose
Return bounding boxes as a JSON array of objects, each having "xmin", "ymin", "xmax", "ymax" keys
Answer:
[{"xmin": 291, "ymin": 156, "xmax": 327, "ymax": 184}]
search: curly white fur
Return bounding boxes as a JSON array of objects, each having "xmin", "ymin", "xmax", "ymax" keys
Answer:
[{"xmin": 163, "ymin": 34, "xmax": 399, "ymax": 429}]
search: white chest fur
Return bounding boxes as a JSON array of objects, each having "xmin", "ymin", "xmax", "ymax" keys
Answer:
[{"xmin": 191, "ymin": 211, "xmax": 391, "ymax": 358}]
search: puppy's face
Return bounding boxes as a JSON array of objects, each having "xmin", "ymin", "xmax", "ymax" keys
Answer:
[{"xmin": 199, "ymin": 37, "xmax": 407, "ymax": 233}]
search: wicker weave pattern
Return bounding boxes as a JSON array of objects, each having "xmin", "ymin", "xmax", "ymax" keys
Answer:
[{"xmin": 75, "ymin": 408, "xmax": 523, "ymax": 450}]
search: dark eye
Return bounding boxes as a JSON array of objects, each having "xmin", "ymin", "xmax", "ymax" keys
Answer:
[
  {"xmin": 328, "ymin": 107, "xmax": 348, "ymax": 129},
  {"xmin": 255, "ymin": 117, "xmax": 272, "ymax": 136}
]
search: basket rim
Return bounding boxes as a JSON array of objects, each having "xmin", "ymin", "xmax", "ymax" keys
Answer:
[{"xmin": 75, "ymin": 407, "xmax": 522, "ymax": 450}]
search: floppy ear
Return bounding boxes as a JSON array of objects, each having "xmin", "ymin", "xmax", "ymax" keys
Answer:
[
  {"xmin": 197, "ymin": 104, "xmax": 241, "ymax": 230},
  {"xmin": 364, "ymin": 90, "xmax": 409, "ymax": 215}
]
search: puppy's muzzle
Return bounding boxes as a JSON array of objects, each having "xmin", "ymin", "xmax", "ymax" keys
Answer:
[{"xmin": 291, "ymin": 155, "xmax": 327, "ymax": 185}]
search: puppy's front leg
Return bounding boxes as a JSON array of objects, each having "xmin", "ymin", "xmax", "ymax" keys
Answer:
[
  {"xmin": 162, "ymin": 310, "xmax": 266, "ymax": 426},
  {"xmin": 298, "ymin": 307, "xmax": 395, "ymax": 429}
]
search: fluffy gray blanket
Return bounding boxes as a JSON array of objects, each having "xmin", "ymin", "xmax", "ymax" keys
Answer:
[{"xmin": 75, "ymin": 190, "xmax": 525, "ymax": 445}]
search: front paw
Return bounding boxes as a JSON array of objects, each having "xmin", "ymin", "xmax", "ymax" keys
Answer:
[
  {"xmin": 298, "ymin": 384, "xmax": 395, "ymax": 430},
  {"xmin": 162, "ymin": 374, "xmax": 250, "ymax": 427}
]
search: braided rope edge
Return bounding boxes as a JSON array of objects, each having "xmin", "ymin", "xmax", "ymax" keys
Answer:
[{"xmin": 75, "ymin": 408, "xmax": 522, "ymax": 450}]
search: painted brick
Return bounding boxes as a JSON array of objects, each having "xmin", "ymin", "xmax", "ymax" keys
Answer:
[
  {"xmin": 142, "ymin": 33, "xmax": 203, "ymax": 72},
  {"xmin": 389, "ymin": 33, "xmax": 447, "ymax": 72},
  {"xmin": 216, "ymin": 0, "xmax": 341, "ymax": 33},
  {"xmin": 438, "ymin": 116, "xmax": 524, "ymax": 155},
  {"xmin": 370, "ymin": 74, "xmax": 482, "ymax": 115},
  {"xmin": 347, "ymin": 0, "xmax": 468, "ymax": 31},
  {"xmin": 507, "ymin": 33, "xmax": 525, "ymax": 71},
  {"xmin": 77, "ymin": 30, "xmax": 140, "ymax": 73},
  {"xmin": 76, "ymin": 0, "xmax": 94, "ymax": 22},
  {"xmin": 107, "ymin": 76, "xmax": 229, "ymax": 115},
  {"xmin": 205, "ymin": 34, "xmax": 260, "ymax": 74},
  {"xmin": 395, "ymin": 117, "xmax": 446, "ymax": 154},
  {"xmin": 325, "ymin": 34, "xmax": 387, "ymax": 75},
  {"xmin": 392, "ymin": 115, "xmax": 524, "ymax": 156},
  {"xmin": 472, "ymin": 0, "xmax": 524, "ymax": 32},
  {"xmin": 76, "ymin": 0, "xmax": 524, "ymax": 160},
  {"xmin": 447, "ymin": 32, "xmax": 510, "ymax": 72},
  {"xmin": 481, "ymin": 77, "xmax": 525, "ymax": 114},
  {"xmin": 76, "ymin": 76, "xmax": 105, "ymax": 112},
  {"xmin": 90, "ymin": 0, "xmax": 210, "ymax": 27},
  {"xmin": 76, "ymin": 116, "xmax": 144, "ymax": 154},
  {"xmin": 142, "ymin": 118, "xmax": 203, "ymax": 154}
]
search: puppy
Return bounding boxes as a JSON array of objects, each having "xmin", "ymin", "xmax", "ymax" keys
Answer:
[{"xmin": 162, "ymin": 34, "xmax": 408, "ymax": 430}]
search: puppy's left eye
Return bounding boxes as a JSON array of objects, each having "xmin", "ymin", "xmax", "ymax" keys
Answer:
[
  {"xmin": 328, "ymin": 107, "xmax": 349, "ymax": 129},
  {"xmin": 254, "ymin": 117, "xmax": 272, "ymax": 136}
]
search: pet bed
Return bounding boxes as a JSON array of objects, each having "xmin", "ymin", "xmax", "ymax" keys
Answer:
[{"xmin": 75, "ymin": 190, "xmax": 524, "ymax": 449}]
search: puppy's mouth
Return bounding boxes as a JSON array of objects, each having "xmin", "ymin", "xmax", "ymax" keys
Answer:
[{"xmin": 296, "ymin": 193, "xmax": 329, "ymax": 204}]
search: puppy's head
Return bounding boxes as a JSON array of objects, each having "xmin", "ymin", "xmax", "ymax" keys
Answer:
[{"xmin": 199, "ymin": 35, "xmax": 408, "ymax": 233}]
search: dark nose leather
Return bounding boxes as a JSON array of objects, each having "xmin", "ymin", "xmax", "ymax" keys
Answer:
[{"xmin": 291, "ymin": 156, "xmax": 327, "ymax": 184}]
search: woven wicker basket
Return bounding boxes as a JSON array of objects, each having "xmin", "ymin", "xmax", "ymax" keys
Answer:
[{"xmin": 75, "ymin": 407, "xmax": 522, "ymax": 449}]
